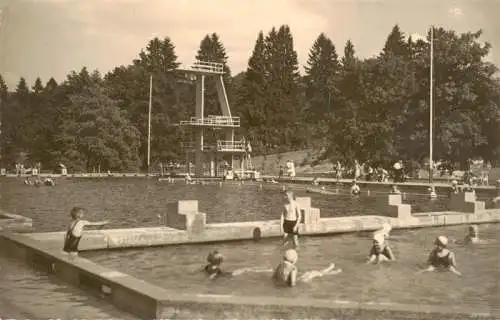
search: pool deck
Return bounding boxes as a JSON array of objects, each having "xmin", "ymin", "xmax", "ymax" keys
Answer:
[
  {"xmin": 265, "ymin": 175, "xmax": 497, "ymax": 191},
  {"xmin": 2, "ymin": 172, "xmax": 497, "ymax": 190}
]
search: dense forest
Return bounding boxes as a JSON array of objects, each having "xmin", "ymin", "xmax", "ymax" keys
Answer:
[{"xmin": 0, "ymin": 24, "xmax": 499, "ymax": 172}]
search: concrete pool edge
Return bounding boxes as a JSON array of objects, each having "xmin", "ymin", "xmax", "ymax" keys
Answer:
[
  {"xmin": 0, "ymin": 231, "xmax": 497, "ymax": 320},
  {"xmin": 0, "ymin": 210, "xmax": 33, "ymax": 233},
  {"xmin": 24, "ymin": 208, "xmax": 500, "ymax": 251}
]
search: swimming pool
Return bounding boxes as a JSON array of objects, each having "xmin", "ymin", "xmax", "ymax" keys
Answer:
[
  {"xmin": 84, "ymin": 223, "xmax": 500, "ymax": 312},
  {"xmin": 0, "ymin": 178, "xmax": 495, "ymax": 232}
]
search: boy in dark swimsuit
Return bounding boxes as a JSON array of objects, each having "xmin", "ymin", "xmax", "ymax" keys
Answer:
[
  {"xmin": 280, "ymin": 191, "xmax": 301, "ymax": 248},
  {"xmin": 63, "ymin": 207, "xmax": 109, "ymax": 257}
]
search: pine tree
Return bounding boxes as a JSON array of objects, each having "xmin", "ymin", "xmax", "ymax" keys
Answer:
[
  {"xmin": 32, "ymin": 77, "xmax": 44, "ymax": 94},
  {"xmin": 304, "ymin": 33, "xmax": 340, "ymax": 120},
  {"xmin": 195, "ymin": 33, "xmax": 232, "ymax": 117},
  {"xmin": 115, "ymin": 36, "xmax": 183, "ymax": 166},
  {"xmin": 382, "ymin": 24, "xmax": 408, "ymax": 57},
  {"xmin": 239, "ymin": 31, "xmax": 268, "ymax": 151},
  {"xmin": 262, "ymin": 25, "xmax": 302, "ymax": 149}
]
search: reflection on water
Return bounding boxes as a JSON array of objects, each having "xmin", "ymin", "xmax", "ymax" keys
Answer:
[
  {"xmin": 2, "ymin": 178, "xmax": 493, "ymax": 232},
  {"xmin": 84, "ymin": 224, "xmax": 500, "ymax": 310}
]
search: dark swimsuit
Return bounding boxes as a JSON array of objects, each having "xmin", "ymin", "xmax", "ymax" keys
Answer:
[
  {"xmin": 283, "ymin": 220, "xmax": 298, "ymax": 235},
  {"xmin": 204, "ymin": 264, "xmax": 231, "ymax": 278},
  {"xmin": 429, "ymin": 250, "xmax": 453, "ymax": 268},
  {"xmin": 370, "ymin": 241, "xmax": 393, "ymax": 259},
  {"xmin": 63, "ymin": 220, "xmax": 82, "ymax": 253}
]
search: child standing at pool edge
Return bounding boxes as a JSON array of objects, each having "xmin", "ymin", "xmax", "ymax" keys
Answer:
[
  {"xmin": 63, "ymin": 207, "xmax": 109, "ymax": 257},
  {"xmin": 280, "ymin": 191, "xmax": 302, "ymax": 248}
]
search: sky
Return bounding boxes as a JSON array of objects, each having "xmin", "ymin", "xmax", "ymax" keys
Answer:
[{"xmin": 0, "ymin": 0, "xmax": 499, "ymax": 89}]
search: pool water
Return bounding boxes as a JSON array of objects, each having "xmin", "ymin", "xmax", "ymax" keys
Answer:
[
  {"xmin": 0, "ymin": 178, "xmax": 494, "ymax": 232},
  {"xmin": 84, "ymin": 224, "xmax": 500, "ymax": 311}
]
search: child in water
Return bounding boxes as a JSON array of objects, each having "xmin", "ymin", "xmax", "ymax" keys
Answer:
[
  {"xmin": 63, "ymin": 207, "xmax": 109, "ymax": 257},
  {"xmin": 464, "ymin": 224, "xmax": 480, "ymax": 244},
  {"xmin": 280, "ymin": 191, "xmax": 302, "ymax": 248},
  {"xmin": 417, "ymin": 236, "xmax": 461, "ymax": 276},
  {"xmin": 350, "ymin": 181, "xmax": 360, "ymax": 195},
  {"xmin": 367, "ymin": 223, "xmax": 396, "ymax": 264},
  {"xmin": 273, "ymin": 249, "xmax": 342, "ymax": 287},
  {"xmin": 203, "ymin": 250, "xmax": 271, "ymax": 279},
  {"xmin": 455, "ymin": 224, "xmax": 491, "ymax": 245}
]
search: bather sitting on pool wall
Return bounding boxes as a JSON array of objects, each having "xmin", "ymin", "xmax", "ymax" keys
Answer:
[
  {"xmin": 273, "ymin": 249, "xmax": 342, "ymax": 287},
  {"xmin": 417, "ymin": 236, "xmax": 462, "ymax": 276},
  {"xmin": 280, "ymin": 191, "xmax": 301, "ymax": 248},
  {"xmin": 63, "ymin": 207, "xmax": 109, "ymax": 257},
  {"xmin": 367, "ymin": 224, "xmax": 396, "ymax": 264}
]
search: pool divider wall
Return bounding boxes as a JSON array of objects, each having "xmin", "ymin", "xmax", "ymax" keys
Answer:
[
  {"xmin": 0, "ymin": 231, "xmax": 497, "ymax": 320},
  {"xmin": 449, "ymin": 191, "xmax": 486, "ymax": 213},
  {"xmin": 22, "ymin": 195, "xmax": 500, "ymax": 251}
]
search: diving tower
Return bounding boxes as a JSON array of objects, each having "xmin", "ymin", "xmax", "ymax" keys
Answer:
[{"xmin": 177, "ymin": 61, "xmax": 248, "ymax": 177}]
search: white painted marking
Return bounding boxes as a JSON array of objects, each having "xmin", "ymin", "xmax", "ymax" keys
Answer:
[
  {"xmin": 334, "ymin": 300, "xmax": 350, "ymax": 304},
  {"xmin": 100, "ymin": 271, "xmax": 128, "ymax": 278},
  {"xmin": 197, "ymin": 294, "xmax": 234, "ymax": 299}
]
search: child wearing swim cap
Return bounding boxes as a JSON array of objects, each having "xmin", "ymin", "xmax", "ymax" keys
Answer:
[
  {"xmin": 367, "ymin": 223, "xmax": 396, "ymax": 264},
  {"xmin": 417, "ymin": 236, "xmax": 461, "ymax": 276},
  {"xmin": 273, "ymin": 249, "xmax": 342, "ymax": 287}
]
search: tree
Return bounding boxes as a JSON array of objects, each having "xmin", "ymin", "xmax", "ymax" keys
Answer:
[
  {"xmin": 107, "ymin": 37, "xmax": 183, "ymax": 167},
  {"xmin": 56, "ymin": 82, "xmax": 141, "ymax": 171},
  {"xmin": 195, "ymin": 33, "xmax": 232, "ymax": 117},
  {"xmin": 382, "ymin": 24, "xmax": 408, "ymax": 57},
  {"xmin": 238, "ymin": 31, "xmax": 268, "ymax": 151},
  {"xmin": 262, "ymin": 25, "xmax": 302, "ymax": 149},
  {"xmin": 304, "ymin": 33, "xmax": 340, "ymax": 121},
  {"xmin": 0, "ymin": 74, "xmax": 8, "ymax": 163}
]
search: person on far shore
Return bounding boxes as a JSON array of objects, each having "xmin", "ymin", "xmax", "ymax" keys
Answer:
[
  {"xmin": 63, "ymin": 207, "xmax": 109, "ymax": 257},
  {"xmin": 280, "ymin": 191, "xmax": 301, "ymax": 248},
  {"xmin": 416, "ymin": 236, "xmax": 461, "ymax": 276}
]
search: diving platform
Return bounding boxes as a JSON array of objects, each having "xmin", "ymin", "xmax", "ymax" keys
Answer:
[
  {"xmin": 182, "ymin": 140, "xmax": 246, "ymax": 153},
  {"xmin": 175, "ymin": 60, "xmax": 252, "ymax": 177},
  {"xmin": 179, "ymin": 115, "xmax": 240, "ymax": 128},
  {"xmin": 178, "ymin": 61, "xmax": 225, "ymax": 75}
]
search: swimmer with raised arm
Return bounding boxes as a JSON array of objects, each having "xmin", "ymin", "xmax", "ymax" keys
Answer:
[
  {"xmin": 273, "ymin": 249, "xmax": 342, "ymax": 287},
  {"xmin": 367, "ymin": 223, "xmax": 396, "ymax": 264},
  {"xmin": 417, "ymin": 236, "xmax": 461, "ymax": 276},
  {"xmin": 280, "ymin": 191, "xmax": 302, "ymax": 248},
  {"xmin": 63, "ymin": 207, "xmax": 109, "ymax": 257}
]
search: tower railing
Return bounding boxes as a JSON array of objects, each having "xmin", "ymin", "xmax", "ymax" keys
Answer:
[
  {"xmin": 182, "ymin": 140, "xmax": 246, "ymax": 153},
  {"xmin": 179, "ymin": 116, "xmax": 240, "ymax": 127},
  {"xmin": 180, "ymin": 61, "xmax": 225, "ymax": 74},
  {"xmin": 216, "ymin": 140, "xmax": 246, "ymax": 152}
]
